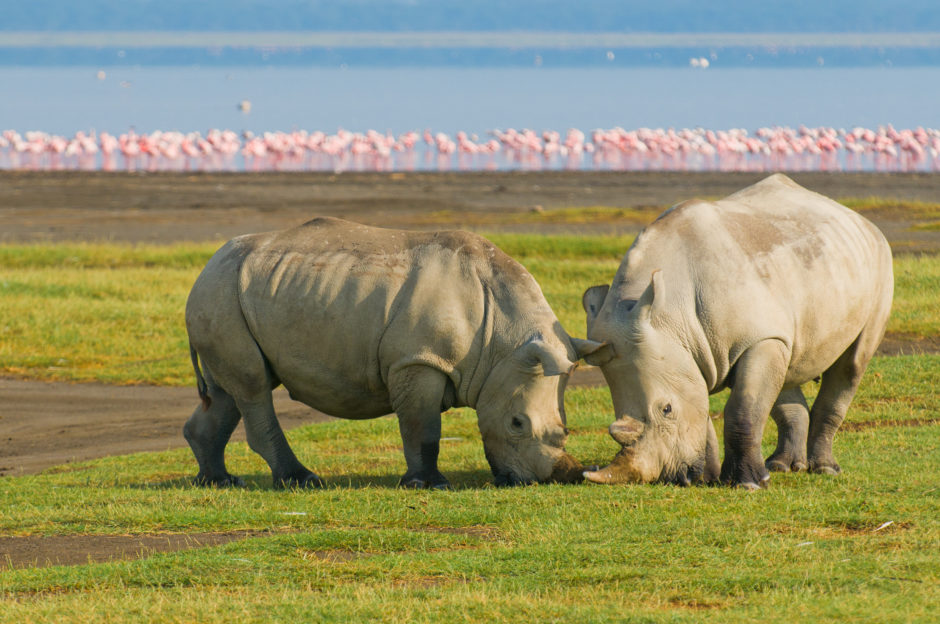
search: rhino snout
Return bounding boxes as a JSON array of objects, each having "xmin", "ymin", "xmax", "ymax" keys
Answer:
[
  {"xmin": 491, "ymin": 451, "xmax": 585, "ymax": 486},
  {"xmin": 609, "ymin": 418, "xmax": 644, "ymax": 446}
]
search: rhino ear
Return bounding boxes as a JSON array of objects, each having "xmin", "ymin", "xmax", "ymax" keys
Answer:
[
  {"xmin": 583, "ymin": 342, "xmax": 615, "ymax": 367},
  {"xmin": 520, "ymin": 336, "xmax": 576, "ymax": 377},
  {"xmin": 570, "ymin": 337, "xmax": 613, "ymax": 368},
  {"xmin": 629, "ymin": 270, "xmax": 665, "ymax": 325},
  {"xmin": 582, "ymin": 285, "xmax": 609, "ymax": 333},
  {"xmin": 570, "ymin": 337, "xmax": 607, "ymax": 360}
]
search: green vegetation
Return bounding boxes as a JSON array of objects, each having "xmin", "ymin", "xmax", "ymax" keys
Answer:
[
  {"xmin": 912, "ymin": 221, "xmax": 940, "ymax": 232},
  {"xmin": 418, "ymin": 206, "xmax": 659, "ymax": 228},
  {"xmin": 842, "ymin": 197, "xmax": 940, "ymax": 220},
  {"xmin": 0, "ymin": 232, "xmax": 938, "ymax": 622},
  {"xmin": 0, "ymin": 354, "xmax": 937, "ymax": 621},
  {"xmin": 0, "ymin": 236, "xmax": 937, "ymax": 385}
]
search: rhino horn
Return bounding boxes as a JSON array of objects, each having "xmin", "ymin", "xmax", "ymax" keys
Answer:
[
  {"xmin": 609, "ymin": 418, "xmax": 644, "ymax": 446},
  {"xmin": 582, "ymin": 450, "xmax": 645, "ymax": 484},
  {"xmin": 704, "ymin": 416, "xmax": 721, "ymax": 484}
]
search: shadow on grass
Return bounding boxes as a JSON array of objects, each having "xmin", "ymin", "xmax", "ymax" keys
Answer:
[{"xmin": 143, "ymin": 469, "xmax": 502, "ymax": 492}]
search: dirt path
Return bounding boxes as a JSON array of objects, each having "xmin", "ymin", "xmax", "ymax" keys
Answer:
[
  {"xmin": 0, "ymin": 367, "xmax": 605, "ymax": 478},
  {"xmin": 0, "ymin": 379, "xmax": 334, "ymax": 477}
]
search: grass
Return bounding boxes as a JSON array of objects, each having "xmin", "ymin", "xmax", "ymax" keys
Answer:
[
  {"xmin": 842, "ymin": 197, "xmax": 940, "ymax": 220},
  {"xmin": 416, "ymin": 206, "xmax": 660, "ymax": 227},
  {"xmin": 0, "ymin": 354, "xmax": 937, "ymax": 621},
  {"xmin": 0, "ymin": 232, "xmax": 938, "ymax": 621},
  {"xmin": 0, "ymin": 236, "xmax": 937, "ymax": 385},
  {"xmin": 912, "ymin": 220, "xmax": 940, "ymax": 232}
]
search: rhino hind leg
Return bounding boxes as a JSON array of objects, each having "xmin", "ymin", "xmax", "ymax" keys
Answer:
[
  {"xmin": 765, "ymin": 387, "xmax": 809, "ymax": 473},
  {"xmin": 183, "ymin": 367, "xmax": 245, "ymax": 487},
  {"xmin": 720, "ymin": 339, "xmax": 791, "ymax": 489},
  {"xmin": 807, "ymin": 331, "xmax": 878, "ymax": 475},
  {"xmin": 190, "ymin": 328, "xmax": 321, "ymax": 489},
  {"xmin": 390, "ymin": 365, "xmax": 452, "ymax": 490},
  {"xmin": 235, "ymin": 393, "xmax": 324, "ymax": 489}
]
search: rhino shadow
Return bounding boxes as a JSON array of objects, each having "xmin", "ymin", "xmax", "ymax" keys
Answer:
[{"xmin": 144, "ymin": 468, "xmax": 500, "ymax": 491}]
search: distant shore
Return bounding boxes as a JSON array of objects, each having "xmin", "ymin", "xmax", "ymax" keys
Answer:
[
  {"xmin": 2, "ymin": 31, "xmax": 940, "ymax": 68},
  {"xmin": 3, "ymin": 31, "xmax": 940, "ymax": 49}
]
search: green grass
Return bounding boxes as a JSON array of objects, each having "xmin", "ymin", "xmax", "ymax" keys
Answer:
[
  {"xmin": 0, "ymin": 355, "xmax": 938, "ymax": 622},
  {"xmin": 418, "ymin": 206, "xmax": 660, "ymax": 227},
  {"xmin": 0, "ymin": 237, "xmax": 937, "ymax": 385},
  {"xmin": 841, "ymin": 197, "xmax": 940, "ymax": 220},
  {"xmin": 912, "ymin": 220, "xmax": 940, "ymax": 232},
  {"xmin": 889, "ymin": 253, "xmax": 940, "ymax": 338},
  {"xmin": 0, "ymin": 235, "xmax": 938, "ymax": 621}
]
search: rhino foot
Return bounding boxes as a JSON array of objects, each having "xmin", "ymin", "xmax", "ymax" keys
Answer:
[
  {"xmin": 399, "ymin": 471, "xmax": 451, "ymax": 490},
  {"xmin": 193, "ymin": 473, "xmax": 245, "ymax": 488},
  {"xmin": 274, "ymin": 471, "xmax": 324, "ymax": 490},
  {"xmin": 721, "ymin": 455, "xmax": 771, "ymax": 489},
  {"xmin": 808, "ymin": 460, "xmax": 842, "ymax": 476},
  {"xmin": 492, "ymin": 472, "xmax": 536, "ymax": 487},
  {"xmin": 765, "ymin": 452, "xmax": 808, "ymax": 473},
  {"xmin": 734, "ymin": 479, "xmax": 768, "ymax": 491}
]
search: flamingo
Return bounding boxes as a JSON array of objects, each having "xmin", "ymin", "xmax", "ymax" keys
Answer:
[{"xmin": 3, "ymin": 124, "xmax": 940, "ymax": 173}]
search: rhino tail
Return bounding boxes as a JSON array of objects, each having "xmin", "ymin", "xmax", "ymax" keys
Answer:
[{"xmin": 190, "ymin": 343, "xmax": 212, "ymax": 411}]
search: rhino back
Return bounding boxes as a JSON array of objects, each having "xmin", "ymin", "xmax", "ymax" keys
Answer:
[
  {"xmin": 232, "ymin": 218, "xmax": 554, "ymax": 415},
  {"xmin": 612, "ymin": 174, "xmax": 893, "ymax": 389}
]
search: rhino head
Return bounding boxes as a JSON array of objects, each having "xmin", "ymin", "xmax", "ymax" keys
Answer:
[
  {"xmin": 476, "ymin": 332, "xmax": 604, "ymax": 486},
  {"xmin": 580, "ymin": 272, "xmax": 720, "ymax": 486}
]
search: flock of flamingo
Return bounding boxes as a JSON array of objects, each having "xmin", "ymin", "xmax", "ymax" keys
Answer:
[{"xmin": 1, "ymin": 125, "xmax": 939, "ymax": 173}]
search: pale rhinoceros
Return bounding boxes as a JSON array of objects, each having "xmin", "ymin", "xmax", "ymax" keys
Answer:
[
  {"xmin": 581, "ymin": 174, "xmax": 893, "ymax": 489},
  {"xmin": 185, "ymin": 217, "xmax": 601, "ymax": 489}
]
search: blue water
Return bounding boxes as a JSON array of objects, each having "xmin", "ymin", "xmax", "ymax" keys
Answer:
[{"xmin": 2, "ymin": 66, "xmax": 939, "ymax": 135}]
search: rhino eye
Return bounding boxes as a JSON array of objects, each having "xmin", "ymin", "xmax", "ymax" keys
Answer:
[
  {"xmin": 511, "ymin": 416, "xmax": 524, "ymax": 430},
  {"xmin": 662, "ymin": 403, "xmax": 673, "ymax": 417}
]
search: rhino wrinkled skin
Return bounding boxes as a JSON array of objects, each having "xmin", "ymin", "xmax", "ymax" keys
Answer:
[
  {"xmin": 582, "ymin": 174, "xmax": 893, "ymax": 489},
  {"xmin": 185, "ymin": 217, "xmax": 600, "ymax": 489}
]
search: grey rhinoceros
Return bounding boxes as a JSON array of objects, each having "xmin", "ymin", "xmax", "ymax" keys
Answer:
[
  {"xmin": 184, "ymin": 217, "xmax": 601, "ymax": 489},
  {"xmin": 581, "ymin": 174, "xmax": 893, "ymax": 489}
]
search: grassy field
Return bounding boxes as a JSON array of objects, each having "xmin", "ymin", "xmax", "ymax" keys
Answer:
[
  {"xmin": 1, "ymin": 235, "xmax": 938, "ymax": 622},
  {"xmin": 0, "ymin": 235, "xmax": 938, "ymax": 385}
]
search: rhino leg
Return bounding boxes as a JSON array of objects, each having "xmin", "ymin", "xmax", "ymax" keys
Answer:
[
  {"xmin": 807, "ymin": 332, "xmax": 876, "ymax": 475},
  {"xmin": 190, "ymin": 328, "xmax": 321, "ymax": 489},
  {"xmin": 765, "ymin": 387, "xmax": 809, "ymax": 473},
  {"xmin": 183, "ymin": 365, "xmax": 245, "ymax": 487},
  {"xmin": 390, "ymin": 365, "xmax": 451, "ymax": 490},
  {"xmin": 721, "ymin": 339, "xmax": 790, "ymax": 489},
  {"xmin": 235, "ymin": 393, "xmax": 324, "ymax": 489}
]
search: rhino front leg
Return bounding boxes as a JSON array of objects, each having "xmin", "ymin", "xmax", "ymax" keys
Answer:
[
  {"xmin": 765, "ymin": 386, "xmax": 809, "ymax": 473},
  {"xmin": 721, "ymin": 339, "xmax": 791, "ymax": 489},
  {"xmin": 183, "ymin": 370, "xmax": 245, "ymax": 487},
  {"xmin": 390, "ymin": 365, "xmax": 451, "ymax": 490},
  {"xmin": 236, "ymin": 393, "xmax": 323, "ymax": 489}
]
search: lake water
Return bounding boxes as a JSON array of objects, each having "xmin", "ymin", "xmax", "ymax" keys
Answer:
[
  {"xmin": 2, "ymin": 66, "xmax": 940, "ymax": 171},
  {"xmin": 3, "ymin": 65, "xmax": 939, "ymax": 134}
]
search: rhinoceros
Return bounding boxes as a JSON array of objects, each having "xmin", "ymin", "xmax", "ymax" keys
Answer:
[
  {"xmin": 580, "ymin": 174, "xmax": 893, "ymax": 489},
  {"xmin": 184, "ymin": 217, "xmax": 601, "ymax": 489}
]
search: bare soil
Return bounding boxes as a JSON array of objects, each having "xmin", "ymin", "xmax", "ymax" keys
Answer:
[
  {"xmin": 0, "ymin": 531, "xmax": 270, "ymax": 570},
  {"xmin": 1, "ymin": 170, "xmax": 937, "ymax": 568},
  {"xmin": 3, "ymin": 170, "xmax": 940, "ymax": 247}
]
